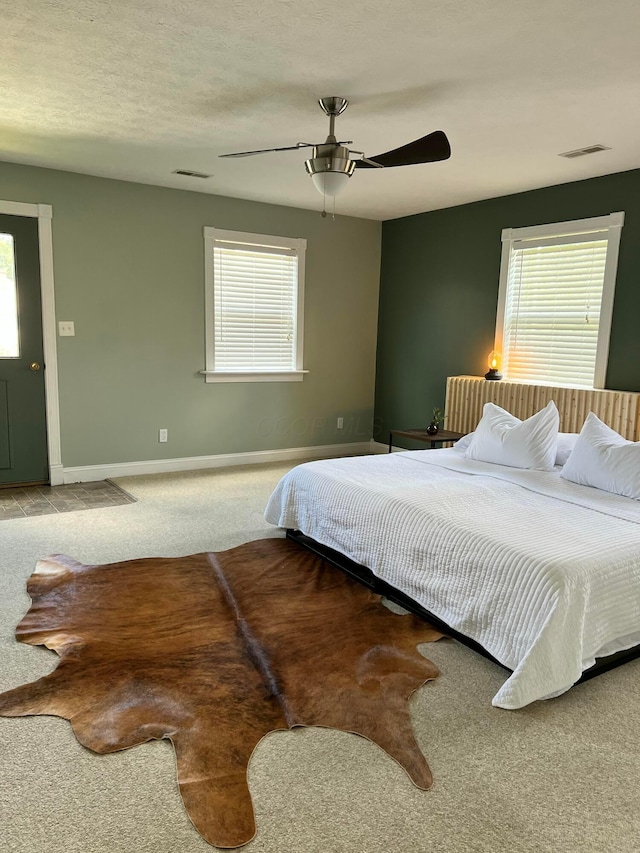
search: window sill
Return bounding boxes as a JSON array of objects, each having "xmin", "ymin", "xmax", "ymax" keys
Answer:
[{"xmin": 199, "ymin": 370, "xmax": 308, "ymax": 383}]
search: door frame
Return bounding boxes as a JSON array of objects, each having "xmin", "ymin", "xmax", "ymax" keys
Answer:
[{"xmin": 0, "ymin": 199, "xmax": 62, "ymax": 485}]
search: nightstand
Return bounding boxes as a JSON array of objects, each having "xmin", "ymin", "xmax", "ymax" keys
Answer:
[{"xmin": 388, "ymin": 428, "xmax": 465, "ymax": 453}]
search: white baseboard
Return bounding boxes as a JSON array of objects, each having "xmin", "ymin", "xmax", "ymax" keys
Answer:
[
  {"xmin": 62, "ymin": 441, "xmax": 376, "ymax": 484},
  {"xmin": 49, "ymin": 463, "xmax": 65, "ymax": 486}
]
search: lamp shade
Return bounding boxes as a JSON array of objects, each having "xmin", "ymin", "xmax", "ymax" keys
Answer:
[
  {"xmin": 310, "ymin": 171, "xmax": 351, "ymax": 197},
  {"xmin": 484, "ymin": 350, "xmax": 503, "ymax": 380},
  {"xmin": 487, "ymin": 350, "xmax": 501, "ymax": 371}
]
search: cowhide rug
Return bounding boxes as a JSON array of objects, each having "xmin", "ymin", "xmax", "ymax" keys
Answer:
[{"xmin": 0, "ymin": 537, "xmax": 443, "ymax": 848}]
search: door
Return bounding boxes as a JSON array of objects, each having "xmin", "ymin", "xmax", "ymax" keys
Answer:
[{"xmin": 0, "ymin": 213, "xmax": 48, "ymax": 485}]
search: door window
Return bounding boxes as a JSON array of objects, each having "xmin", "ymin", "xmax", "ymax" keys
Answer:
[{"xmin": 0, "ymin": 233, "xmax": 19, "ymax": 358}]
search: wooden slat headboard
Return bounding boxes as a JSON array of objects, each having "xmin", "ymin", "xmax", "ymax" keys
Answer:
[{"xmin": 445, "ymin": 376, "xmax": 640, "ymax": 441}]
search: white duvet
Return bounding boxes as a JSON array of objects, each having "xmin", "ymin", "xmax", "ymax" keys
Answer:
[{"xmin": 264, "ymin": 449, "xmax": 640, "ymax": 709}]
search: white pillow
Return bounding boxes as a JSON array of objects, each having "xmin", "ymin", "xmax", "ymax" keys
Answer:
[
  {"xmin": 556, "ymin": 433, "xmax": 579, "ymax": 467},
  {"xmin": 464, "ymin": 401, "xmax": 559, "ymax": 470},
  {"xmin": 457, "ymin": 427, "xmax": 576, "ymax": 467},
  {"xmin": 453, "ymin": 432, "xmax": 474, "ymax": 452},
  {"xmin": 560, "ymin": 413, "xmax": 640, "ymax": 500}
]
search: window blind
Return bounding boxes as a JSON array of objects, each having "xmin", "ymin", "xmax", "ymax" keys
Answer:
[
  {"xmin": 213, "ymin": 240, "xmax": 298, "ymax": 371},
  {"xmin": 502, "ymin": 234, "xmax": 608, "ymax": 388}
]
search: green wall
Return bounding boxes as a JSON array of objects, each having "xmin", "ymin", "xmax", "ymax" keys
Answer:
[
  {"xmin": 376, "ymin": 168, "xmax": 640, "ymax": 443},
  {"xmin": 0, "ymin": 162, "xmax": 381, "ymax": 467}
]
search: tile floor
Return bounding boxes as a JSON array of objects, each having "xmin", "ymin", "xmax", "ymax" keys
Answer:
[{"xmin": 0, "ymin": 480, "xmax": 136, "ymax": 520}]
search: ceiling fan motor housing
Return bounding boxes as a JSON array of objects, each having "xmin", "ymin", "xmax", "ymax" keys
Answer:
[{"xmin": 305, "ymin": 143, "xmax": 355, "ymax": 191}]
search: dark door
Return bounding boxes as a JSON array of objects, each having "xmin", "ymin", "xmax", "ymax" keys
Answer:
[{"xmin": 0, "ymin": 213, "xmax": 48, "ymax": 485}]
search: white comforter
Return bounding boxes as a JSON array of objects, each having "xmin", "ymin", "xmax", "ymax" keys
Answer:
[{"xmin": 264, "ymin": 449, "xmax": 640, "ymax": 709}]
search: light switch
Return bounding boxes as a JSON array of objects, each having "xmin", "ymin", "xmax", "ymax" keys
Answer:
[{"xmin": 58, "ymin": 321, "xmax": 75, "ymax": 337}]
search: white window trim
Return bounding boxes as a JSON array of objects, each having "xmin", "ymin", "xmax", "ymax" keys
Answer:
[
  {"xmin": 495, "ymin": 211, "xmax": 624, "ymax": 390},
  {"xmin": 201, "ymin": 227, "xmax": 307, "ymax": 383}
]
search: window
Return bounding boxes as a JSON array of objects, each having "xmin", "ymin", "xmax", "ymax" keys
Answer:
[
  {"xmin": 0, "ymin": 233, "xmax": 19, "ymax": 358},
  {"xmin": 202, "ymin": 228, "xmax": 307, "ymax": 382},
  {"xmin": 495, "ymin": 212, "xmax": 624, "ymax": 389},
  {"xmin": 0, "ymin": 234, "xmax": 20, "ymax": 358}
]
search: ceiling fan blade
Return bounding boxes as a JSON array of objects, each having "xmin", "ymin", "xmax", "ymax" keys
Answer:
[
  {"xmin": 354, "ymin": 131, "xmax": 451, "ymax": 169},
  {"xmin": 219, "ymin": 142, "xmax": 322, "ymax": 158}
]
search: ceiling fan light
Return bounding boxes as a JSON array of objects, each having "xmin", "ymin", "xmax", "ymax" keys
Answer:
[
  {"xmin": 310, "ymin": 170, "xmax": 351, "ymax": 197},
  {"xmin": 305, "ymin": 152, "xmax": 355, "ymax": 197}
]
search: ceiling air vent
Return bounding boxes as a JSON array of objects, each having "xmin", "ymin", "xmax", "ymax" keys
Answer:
[
  {"xmin": 173, "ymin": 169, "xmax": 211, "ymax": 178},
  {"xmin": 558, "ymin": 144, "xmax": 611, "ymax": 159}
]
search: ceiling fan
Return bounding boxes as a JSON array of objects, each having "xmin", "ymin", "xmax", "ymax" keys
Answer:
[{"xmin": 219, "ymin": 96, "xmax": 451, "ymax": 200}]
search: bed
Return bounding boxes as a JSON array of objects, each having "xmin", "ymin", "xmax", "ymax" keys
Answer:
[{"xmin": 264, "ymin": 444, "xmax": 640, "ymax": 709}]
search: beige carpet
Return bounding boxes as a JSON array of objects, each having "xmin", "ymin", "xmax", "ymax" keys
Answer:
[{"xmin": 1, "ymin": 460, "xmax": 639, "ymax": 852}]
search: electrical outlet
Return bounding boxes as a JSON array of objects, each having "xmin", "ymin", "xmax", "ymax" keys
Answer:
[
  {"xmin": 337, "ymin": 417, "xmax": 344, "ymax": 429},
  {"xmin": 158, "ymin": 429, "xmax": 168, "ymax": 443},
  {"xmin": 58, "ymin": 321, "xmax": 75, "ymax": 337}
]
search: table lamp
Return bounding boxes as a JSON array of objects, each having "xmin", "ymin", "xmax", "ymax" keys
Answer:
[{"xmin": 484, "ymin": 350, "xmax": 503, "ymax": 380}]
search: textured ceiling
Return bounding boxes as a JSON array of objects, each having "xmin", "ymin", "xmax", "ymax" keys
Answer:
[{"xmin": 3, "ymin": 0, "xmax": 640, "ymax": 220}]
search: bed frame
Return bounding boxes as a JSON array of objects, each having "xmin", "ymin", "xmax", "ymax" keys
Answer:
[{"xmin": 286, "ymin": 529, "xmax": 640, "ymax": 687}]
